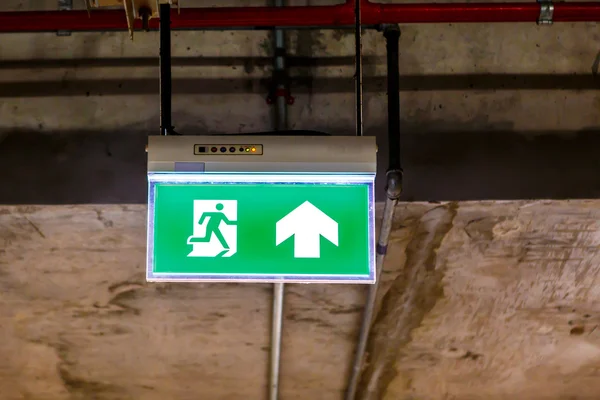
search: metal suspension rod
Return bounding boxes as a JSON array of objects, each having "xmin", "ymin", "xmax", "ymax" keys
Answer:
[
  {"xmin": 274, "ymin": 2, "xmax": 288, "ymax": 131},
  {"xmin": 270, "ymin": 2, "xmax": 287, "ymax": 399},
  {"xmin": 354, "ymin": 0, "xmax": 363, "ymax": 137},
  {"xmin": 270, "ymin": 281, "xmax": 284, "ymax": 400},
  {"xmin": 345, "ymin": 24, "xmax": 402, "ymax": 400},
  {"xmin": 385, "ymin": 26, "xmax": 401, "ymax": 172},
  {"xmin": 159, "ymin": 3, "xmax": 173, "ymax": 136}
]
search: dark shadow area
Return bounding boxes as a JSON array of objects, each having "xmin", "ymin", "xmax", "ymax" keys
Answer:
[
  {"xmin": 0, "ymin": 131, "xmax": 148, "ymax": 204},
  {"xmin": 0, "ymin": 56, "xmax": 381, "ymax": 69},
  {"xmin": 1, "ymin": 74, "xmax": 599, "ymax": 97},
  {"xmin": 0, "ymin": 128, "xmax": 598, "ymax": 204}
]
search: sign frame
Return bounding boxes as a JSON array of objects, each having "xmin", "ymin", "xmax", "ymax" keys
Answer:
[{"xmin": 146, "ymin": 172, "xmax": 376, "ymax": 284}]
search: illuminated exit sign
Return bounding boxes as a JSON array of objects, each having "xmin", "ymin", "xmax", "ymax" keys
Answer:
[{"xmin": 146, "ymin": 173, "xmax": 375, "ymax": 284}]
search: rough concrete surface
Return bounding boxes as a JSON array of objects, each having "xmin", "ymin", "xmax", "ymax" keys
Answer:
[{"xmin": 1, "ymin": 201, "xmax": 600, "ymax": 399}]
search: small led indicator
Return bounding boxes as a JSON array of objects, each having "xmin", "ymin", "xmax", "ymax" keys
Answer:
[
  {"xmin": 245, "ymin": 148, "xmax": 250, "ymax": 152},
  {"xmin": 251, "ymin": 147, "xmax": 256, "ymax": 153}
]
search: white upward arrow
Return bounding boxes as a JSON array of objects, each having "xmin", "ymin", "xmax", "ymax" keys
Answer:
[{"xmin": 275, "ymin": 201, "xmax": 339, "ymax": 258}]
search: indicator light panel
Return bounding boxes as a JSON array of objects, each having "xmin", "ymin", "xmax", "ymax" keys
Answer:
[{"xmin": 194, "ymin": 144, "xmax": 263, "ymax": 155}]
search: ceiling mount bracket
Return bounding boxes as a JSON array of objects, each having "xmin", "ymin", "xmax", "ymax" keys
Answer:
[
  {"xmin": 88, "ymin": 0, "xmax": 179, "ymax": 39},
  {"xmin": 537, "ymin": 0, "xmax": 554, "ymax": 25},
  {"xmin": 56, "ymin": 0, "xmax": 72, "ymax": 36}
]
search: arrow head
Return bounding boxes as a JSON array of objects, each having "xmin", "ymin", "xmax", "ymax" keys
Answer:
[{"xmin": 276, "ymin": 201, "xmax": 339, "ymax": 258}]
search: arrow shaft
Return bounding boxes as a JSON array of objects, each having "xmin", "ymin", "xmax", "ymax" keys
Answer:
[{"xmin": 293, "ymin": 231, "xmax": 321, "ymax": 258}]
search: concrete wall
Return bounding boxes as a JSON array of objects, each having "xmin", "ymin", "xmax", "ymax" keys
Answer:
[
  {"xmin": 1, "ymin": 0, "xmax": 600, "ymax": 203},
  {"xmin": 3, "ymin": 201, "xmax": 600, "ymax": 400}
]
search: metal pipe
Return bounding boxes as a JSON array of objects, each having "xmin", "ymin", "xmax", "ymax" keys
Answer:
[
  {"xmin": 270, "ymin": 3, "xmax": 287, "ymax": 399},
  {"xmin": 354, "ymin": 0, "xmax": 363, "ymax": 137},
  {"xmin": 384, "ymin": 26, "xmax": 401, "ymax": 171},
  {"xmin": 270, "ymin": 282, "xmax": 285, "ymax": 400},
  {"xmin": 345, "ymin": 197, "xmax": 398, "ymax": 400},
  {"xmin": 0, "ymin": 4, "xmax": 352, "ymax": 32},
  {"xmin": 159, "ymin": 3, "xmax": 172, "ymax": 136},
  {"xmin": 367, "ymin": 1, "xmax": 540, "ymax": 23},
  {"xmin": 369, "ymin": 1, "xmax": 600, "ymax": 23},
  {"xmin": 345, "ymin": 24, "xmax": 403, "ymax": 400},
  {"xmin": 274, "ymin": 0, "xmax": 287, "ymax": 132},
  {"xmin": 2, "ymin": 1, "xmax": 600, "ymax": 32}
]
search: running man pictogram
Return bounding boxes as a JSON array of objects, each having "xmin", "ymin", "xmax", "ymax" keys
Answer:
[
  {"xmin": 187, "ymin": 200, "xmax": 238, "ymax": 258},
  {"xmin": 189, "ymin": 203, "xmax": 237, "ymax": 248}
]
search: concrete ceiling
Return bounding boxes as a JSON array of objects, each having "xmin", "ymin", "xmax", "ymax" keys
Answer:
[{"xmin": 2, "ymin": 201, "xmax": 600, "ymax": 399}]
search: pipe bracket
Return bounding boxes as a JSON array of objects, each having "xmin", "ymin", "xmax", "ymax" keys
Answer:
[
  {"xmin": 537, "ymin": 0, "xmax": 554, "ymax": 25},
  {"xmin": 57, "ymin": 0, "xmax": 73, "ymax": 36},
  {"xmin": 376, "ymin": 242, "xmax": 388, "ymax": 255},
  {"xmin": 385, "ymin": 169, "xmax": 403, "ymax": 200},
  {"xmin": 266, "ymin": 88, "xmax": 295, "ymax": 105}
]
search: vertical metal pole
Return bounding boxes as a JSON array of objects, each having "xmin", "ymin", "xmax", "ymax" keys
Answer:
[
  {"xmin": 159, "ymin": 3, "xmax": 173, "ymax": 136},
  {"xmin": 354, "ymin": 0, "xmax": 363, "ymax": 137},
  {"xmin": 270, "ymin": 281, "xmax": 284, "ymax": 400},
  {"xmin": 270, "ymin": 2, "xmax": 287, "ymax": 399},
  {"xmin": 345, "ymin": 25, "xmax": 402, "ymax": 400},
  {"xmin": 274, "ymin": 2, "xmax": 287, "ymax": 132},
  {"xmin": 345, "ymin": 198, "xmax": 397, "ymax": 400},
  {"xmin": 385, "ymin": 27, "xmax": 401, "ymax": 172}
]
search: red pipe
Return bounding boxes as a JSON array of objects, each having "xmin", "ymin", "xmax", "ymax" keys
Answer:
[
  {"xmin": 367, "ymin": 1, "xmax": 600, "ymax": 23},
  {"xmin": 1, "ymin": 0, "xmax": 600, "ymax": 32},
  {"xmin": 365, "ymin": 3, "xmax": 540, "ymax": 23},
  {"xmin": 0, "ymin": 4, "xmax": 354, "ymax": 32}
]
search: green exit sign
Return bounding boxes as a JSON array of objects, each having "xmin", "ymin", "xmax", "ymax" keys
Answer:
[{"xmin": 146, "ymin": 173, "xmax": 375, "ymax": 284}]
